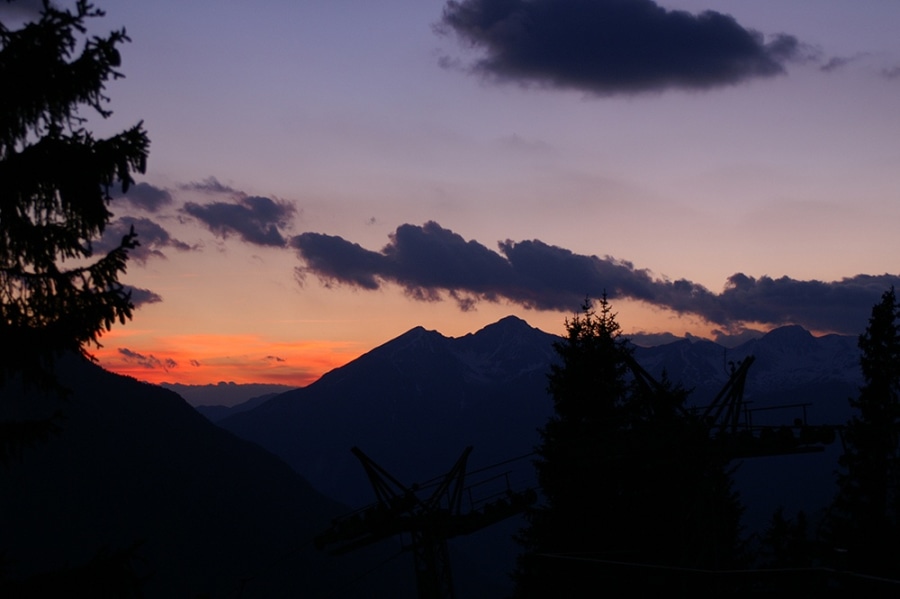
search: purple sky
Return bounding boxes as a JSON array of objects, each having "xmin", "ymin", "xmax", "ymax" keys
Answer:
[{"xmin": 8, "ymin": 0, "xmax": 900, "ymax": 385}]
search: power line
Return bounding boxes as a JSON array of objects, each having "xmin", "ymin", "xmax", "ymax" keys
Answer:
[{"xmin": 533, "ymin": 552, "xmax": 900, "ymax": 586}]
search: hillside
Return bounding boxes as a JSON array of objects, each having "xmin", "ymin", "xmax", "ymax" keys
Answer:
[{"xmin": 0, "ymin": 354, "xmax": 410, "ymax": 598}]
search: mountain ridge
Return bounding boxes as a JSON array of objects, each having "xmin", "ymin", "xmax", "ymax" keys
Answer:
[
  {"xmin": 221, "ymin": 316, "xmax": 862, "ymax": 495},
  {"xmin": 212, "ymin": 315, "xmax": 863, "ymax": 596},
  {"xmin": 0, "ymin": 355, "xmax": 411, "ymax": 598}
]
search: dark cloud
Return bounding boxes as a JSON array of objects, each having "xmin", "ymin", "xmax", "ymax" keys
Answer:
[
  {"xmin": 110, "ymin": 182, "xmax": 173, "ymax": 212},
  {"xmin": 265, "ymin": 355, "xmax": 286, "ymax": 363},
  {"xmin": 292, "ymin": 222, "xmax": 515, "ymax": 305},
  {"xmin": 94, "ymin": 216, "xmax": 192, "ymax": 263},
  {"xmin": 180, "ymin": 176, "xmax": 241, "ymax": 195},
  {"xmin": 183, "ymin": 196, "xmax": 296, "ymax": 247},
  {"xmin": 713, "ymin": 273, "xmax": 899, "ymax": 334},
  {"xmin": 292, "ymin": 221, "xmax": 900, "ymax": 335},
  {"xmin": 437, "ymin": 0, "xmax": 799, "ymax": 94},
  {"xmin": 126, "ymin": 286, "xmax": 163, "ymax": 308},
  {"xmin": 118, "ymin": 348, "xmax": 176, "ymax": 371},
  {"xmin": 291, "ymin": 233, "xmax": 387, "ymax": 289}
]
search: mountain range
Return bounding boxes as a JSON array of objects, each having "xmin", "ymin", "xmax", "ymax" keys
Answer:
[
  {"xmin": 1, "ymin": 316, "xmax": 866, "ymax": 596},
  {"xmin": 216, "ymin": 315, "xmax": 864, "ymax": 593},
  {"xmin": 220, "ymin": 316, "xmax": 559, "ymax": 507},
  {"xmin": 220, "ymin": 317, "xmax": 861, "ymax": 503}
]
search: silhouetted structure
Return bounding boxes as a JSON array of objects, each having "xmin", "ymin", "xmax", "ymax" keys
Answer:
[
  {"xmin": 315, "ymin": 446, "xmax": 535, "ymax": 599},
  {"xmin": 696, "ymin": 356, "xmax": 836, "ymax": 459}
]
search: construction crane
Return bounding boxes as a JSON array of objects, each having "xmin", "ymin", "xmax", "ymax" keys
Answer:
[
  {"xmin": 317, "ymin": 354, "xmax": 837, "ymax": 597},
  {"xmin": 314, "ymin": 446, "xmax": 536, "ymax": 599},
  {"xmin": 625, "ymin": 352, "xmax": 836, "ymax": 458},
  {"xmin": 635, "ymin": 354, "xmax": 835, "ymax": 458},
  {"xmin": 699, "ymin": 356, "xmax": 837, "ymax": 458}
]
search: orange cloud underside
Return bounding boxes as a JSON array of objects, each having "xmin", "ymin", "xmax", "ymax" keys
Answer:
[{"xmin": 93, "ymin": 331, "xmax": 365, "ymax": 386}]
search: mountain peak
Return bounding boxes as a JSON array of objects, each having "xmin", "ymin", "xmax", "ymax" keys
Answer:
[
  {"xmin": 757, "ymin": 324, "xmax": 816, "ymax": 353},
  {"xmin": 495, "ymin": 314, "xmax": 531, "ymax": 327},
  {"xmin": 385, "ymin": 324, "xmax": 443, "ymax": 346},
  {"xmin": 466, "ymin": 315, "xmax": 536, "ymax": 337},
  {"xmin": 370, "ymin": 324, "xmax": 450, "ymax": 365}
]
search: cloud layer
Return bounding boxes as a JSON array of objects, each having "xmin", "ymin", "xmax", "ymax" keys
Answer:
[
  {"xmin": 292, "ymin": 221, "xmax": 899, "ymax": 335},
  {"xmin": 438, "ymin": 0, "xmax": 799, "ymax": 94},
  {"xmin": 183, "ymin": 195, "xmax": 296, "ymax": 247}
]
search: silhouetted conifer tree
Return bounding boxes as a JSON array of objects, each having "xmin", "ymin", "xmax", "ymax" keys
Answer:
[
  {"xmin": 1, "ymin": 3, "xmax": 147, "ymax": 594},
  {"xmin": 513, "ymin": 296, "xmax": 742, "ymax": 597},
  {"xmin": 828, "ymin": 287, "xmax": 900, "ymax": 577},
  {"xmin": 0, "ymin": 0, "xmax": 149, "ymax": 390}
]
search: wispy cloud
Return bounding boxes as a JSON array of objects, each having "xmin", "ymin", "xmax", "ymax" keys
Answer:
[
  {"xmin": 118, "ymin": 348, "xmax": 177, "ymax": 371},
  {"xmin": 819, "ymin": 54, "xmax": 866, "ymax": 73},
  {"xmin": 436, "ymin": 0, "xmax": 800, "ymax": 95},
  {"xmin": 180, "ymin": 176, "xmax": 242, "ymax": 195},
  {"xmin": 881, "ymin": 65, "xmax": 900, "ymax": 80},
  {"xmin": 94, "ymin": 216, "xmax": 193, "ymax": 264},
  {"xmin": 292, "ymin": 221, "xmax": 899, "ymax": 335}
]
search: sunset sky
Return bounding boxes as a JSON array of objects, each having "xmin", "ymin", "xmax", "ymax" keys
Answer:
[{"xmin": 9, "ymin": 1, "xmax": 900, "ymax": 386}]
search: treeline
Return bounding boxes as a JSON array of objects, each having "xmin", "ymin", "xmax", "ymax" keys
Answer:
[{"xmin": 513, "ymin": 291, "xmax": 900, "ymax": 596}]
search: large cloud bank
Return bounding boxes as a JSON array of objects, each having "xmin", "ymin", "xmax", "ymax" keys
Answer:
[{"xmin": 292, "ymin": 221, "xmax": 898, "ymax": 335}]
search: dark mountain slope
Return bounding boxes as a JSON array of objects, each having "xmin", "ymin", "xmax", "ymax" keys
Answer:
[
  {"xmin": 219, "ymin": 316, "xmax": 558, "ymax": 597},
  {"xmin": 0, "ymin": 355, "xmax": 409, "ymax": 598},
  {"xmin": 222, "ymin": 316, "xmax": 559, "ymax": 507}
]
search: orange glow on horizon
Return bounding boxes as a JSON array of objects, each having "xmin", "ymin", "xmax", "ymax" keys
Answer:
[
  {"xmin": 89, "ymin": 299, "xmax": 797, "ymax": 388},
  {"xmin": 92, "ymin": 331, "xmax": 366, "ymax": 387}
]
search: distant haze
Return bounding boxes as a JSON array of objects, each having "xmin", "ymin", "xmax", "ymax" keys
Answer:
[{"xmin": 161, "ymin": 381, "xmax": 296, "ymax": 407}]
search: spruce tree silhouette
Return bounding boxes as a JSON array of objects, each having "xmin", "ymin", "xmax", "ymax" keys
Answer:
[
  {"xmin": 0, "ymin": 0, "xmax": 149, "ymax": 391},
  {"xmin": 829, "ymin": 287, "xmax": 900, "ymax": 578},
  {"xmin": 0, "ymin": 2, "xmax": 148, "ymax": 595},
  {"xmin": 513, "ymin": 296, "xmax": 742, "ymax": 597}
]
